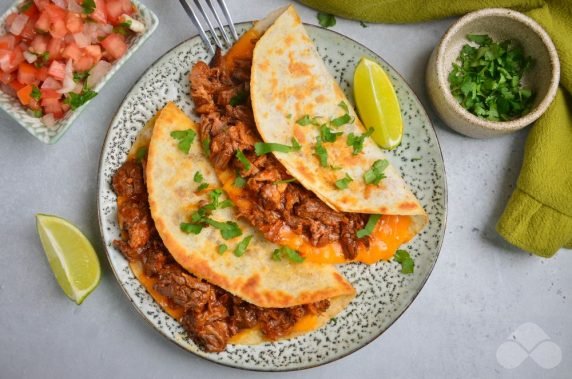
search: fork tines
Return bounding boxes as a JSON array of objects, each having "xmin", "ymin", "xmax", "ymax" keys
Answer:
[{"xmin": 178, "ymin": 0, "xmax": 238, "ymax": 54}]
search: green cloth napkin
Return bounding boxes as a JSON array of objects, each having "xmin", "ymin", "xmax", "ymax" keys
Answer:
[{"xmin": 300, "ymin": 0, "xmax": 572, "ymax": 257}]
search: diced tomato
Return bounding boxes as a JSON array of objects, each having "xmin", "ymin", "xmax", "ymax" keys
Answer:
[
  {"xmin": 1, "ymin": 47, "xmax": 25, "ymax": 73},
  {"xmin": 9, "ymin": 79, "xmax": 26, "ymax": 92},
  {"xmin": 74, "ymin": 55, "xmax": 94, "ymax": 71},
  {"xmin": 105, "ymin": 0, "xmax": 123, "ymax": 25},
  {"xmin": 0, "ymin": 36, "xmax": 16, "ymax": 50},
  {"xmin": 30, "ymin": 34, "xmax": 49, "ymax": 54},
  {"xmin": 44, "ymin": 4, "xmax": 67, "ymax": 22},
  {"xmin": 21, "ymin": 3, "xmax": 40, "ymax": 19},
  {"xmin": 35, "ymin": 11, "xmax": 50, "ymax": 32},
  {"xmin": 37, "ymin": 66, "xmax": 49, "ymax": 81},
  {"xmin": 63, "ymin": 43, "xmax": 83, "ymax": 62},
  {"xmin": 61, "ymin": 101, "xmax": 70, "ymax": 112},
  {"xmin": 90, "ymin": 0, "xmax": 108, "ymax": 24},
  {"xmin": 16, "ymin": 83, "xmax": 34, "ymax": 105},
  {"xmin": 40, "ymin": 88, "xmax": 61, "ymax": 99},
  {"xmin": 101, "ymin": 33, "xmax": 126, "ymax": 60},
  {"xmin": 84, "ymin": 45, "xmax": 101, "ymax": 61},
  {"xmin": 17, "ymin": 62, "xmax": 38, "ymax": 85},
  {"xmin": 47, "ymin": 60, "xmax": 66, "ymax": 80},
  {"xmin": 20, "ymin": 17, "xmax": 38, "ymax": 41},
  {"xmin": 42, "ymin": 97, "xmax": 63, "ymax": 118},
  {"xmin": 120, "ymin": 0, "xmax": 134, "ymax": 14},
  {"xmin": 65, "ymin": 12, "xmax": 83, "ymax": 34},
  {"xmin": 47, "ymin": 37, "xmax": 63, "ymax": 60},
  {"xmin": 49, "ymin": 18, "xmax": 67, "ymax": 39},
  {"xmin": 0, "ymin": 71, "xmax": 14, "ymax": 85}
]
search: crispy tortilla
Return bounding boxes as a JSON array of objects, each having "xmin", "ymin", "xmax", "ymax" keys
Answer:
[
  {"xmin": 146, "ymin": 103, "xmax": 355, "ymax": 319},
  {"xmin": 250, "ymin": 7, "xmax": 427, "ymax": 224}
]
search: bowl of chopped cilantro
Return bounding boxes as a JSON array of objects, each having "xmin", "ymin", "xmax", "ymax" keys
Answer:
[{"xmin": 426, "ymin": 8, "xmax": 559, "ymax": 138}]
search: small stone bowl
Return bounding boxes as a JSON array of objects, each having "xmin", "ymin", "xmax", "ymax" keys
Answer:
[{"xmin": 426, "ymin": 8, "xmax": 560, "ymax": 138}]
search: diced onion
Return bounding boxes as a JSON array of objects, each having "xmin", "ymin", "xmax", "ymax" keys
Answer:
[
  {"xmin": 87, "ymin": 60, "xmax": 111, "ymax": 88},
  {"xmin": 9, "ymin": 14, "xmax": 29, "ymax": 36},
  {"xmin": 23, "ymin": 51, "xmax": 38, "ymax": 64},
  {"xmin": 57, "ymin": 60, "xmax": 75, "ymax": 94},
  {"xmin": 41, "ymin": 113, "xmax": 57, "ymax": 127},
  {"xmin": 53, "ymin": 0, "xmax": 67, "ymax": 9},
  {"xmin": 73, "ymin": 32, "xmax": 91, "ymax": 48},
  {"xmin": 41, "ymin": 77, "xmax": 62, "ymax": 90},
  {"xmin": 0, "ymin": 83, "xmax": 16, "ymax": 97},
  {"xmin": 67, "ymin": 0, "xmax": 83, "ymax": 13},
  {"xmin": 119, "ymin": 14, "xmax": 145, "ymax": 33}
]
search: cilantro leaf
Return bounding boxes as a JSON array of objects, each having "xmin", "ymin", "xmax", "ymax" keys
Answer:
[
  {"xmin": 180, "ymin": 222, "xmax": 204, "ymax": 234},
  {"xmin": 82, "ymin": 0, "xmax": 96, "ymax": 14},
  {"xmin": 394, "ymin": 249, "xmax": 414, "ymax": 274},
  {"xmin": 314, "ymin": 137, "xmax": 328, "ymax": 167},
  {"xmin": 320, "ymin": 124, "xmax": 343, "ymax": 143},
  {"xmin": 235, "ymin": 149, "xmax": 251, "ymax": 170},
  {"xmin": 19, "ymin": 1, "xmax": 33, "ymax": 13},
  {"xmin": 234, "ymin": 175, "xmax": 246, "ymax": 188},
  {"xmin": 193, "ymin": 171, "xmax": 203, "ymax": 183},
  {"xmin": 197, "ymin": 183, "xmax": 209, "ymax": 191},
  {"xmin": 170, "ymin": 129, "xmax": 196, "ymax": 154},
  {"xmin": 30, "ymin": 86, "xmax": 41, "ymax": 101},
  {"xmin": 254, "ymin": 138, "xmax": 301, "ymax": 155},
  {"xmin": 331, "ymin": 113, "xmax": 352, "ymax": 127},
  {"xmin": 229, "ymin": 91, "xmax": 248, "ymax": 106},
  {"xmin": 202, "ymin": 137, "xmax": 211, "ymax": 157},
  {"xmin": 317, "ymin": 12, "xmax": 336, "ymax": 28},
  {"xmin": 218, "ymin": 244, "xmax": 228, "ymax": 254},
  {"xmin": 206, "ymin": 219, "xmax": 242, "ymax": 240},
  {"xmin": 347, "ymin": 128, "xmax": 374, "ymax": 155},
  {"xmin": 63, "ymin": 88, "xmax": 97, "ymax": 110},
  {"xmin": 363, "ymin": 159, "xmax": 389, "ymax": 185},
  {"xmin": 335, "ymin": 173, "xmax": 353, "ymax": 189},
  {"xmin": 233, "ymin": 235, "xmax": 253, "ymax": 257},
  {"xmin": 356, "ymin": 214, "xmax": 381, "ymax": 238},
  {"xmin": 73, "ymin": 71, "xmax": 90, "ymax": 83},
  {"xmin": 271, "ymin": 247, "xmax": 305, "ymax": 263}
]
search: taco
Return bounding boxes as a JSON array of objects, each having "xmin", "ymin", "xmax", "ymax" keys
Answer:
[
  {"xmin": 189, "ymin": 6, "xmax": 427, "ymax": 265},
  {"xmin": 112, "ymin": 103, "xmax": 354, "ymax": 352}
]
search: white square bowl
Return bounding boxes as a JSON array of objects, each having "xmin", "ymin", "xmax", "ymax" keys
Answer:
[{"xmin": 0, "ymin": 0, "xmax": 159, "ymax": 144}]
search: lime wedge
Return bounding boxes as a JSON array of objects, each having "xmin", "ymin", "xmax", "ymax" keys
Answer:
[
  {"xmin": 36, "ymin": 214, "xmax": 101, "ymax": 304},
  {"xmin": 353, "ymin": 57, "xmax": 403, "ymax": 150}
]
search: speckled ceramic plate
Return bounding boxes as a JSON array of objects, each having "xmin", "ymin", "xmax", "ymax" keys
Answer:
[
  {"xmin": 0, "ymin": 0, "xmax": 158, "ymax": 144},
  {"xmin": 97, "ymin": 23, "xmax": 447, "ymax": 371}
]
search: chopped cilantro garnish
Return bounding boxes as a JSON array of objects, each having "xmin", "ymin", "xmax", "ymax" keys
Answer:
[
  {"xmin": 235, "ymin": 149, "xmax": 251, "ymax": 170},
  {"xmin": 271, "ymin": 246, "xmax": 305, "ymax": 263},
  {"xmin": 31, "ymin": 109, "xmax": 43, "ymax": 118},
  {"xmin": 394, "ymin": 249, "xmax": 414, "ymax": 274},
  {"xmin": 449, "ymin": 34, "xmax": 535, "ymax": 121},
  {"xmin": 356, "ymin": 214, "xmax": 381, "ymax": 238},
  {"xmin": 331, "ymin": 113, "xmax": 352, "ymax": 127},
  {"xmin": 206, "ymin": 219, "xmax": 242, "ymax": 240},
  {"xmin": 135, "ymin": 146, "xmax": 147, "ymax": 162},
  {"xmin": 197, "ymin": 183, "xmax": 209, "ymax": 191},
  {"xmin": 233, "ymin": 235, "xmax": 253, "ymax": 257},
  {"xmin": 273, "ymin": 178, "xmax": 297, "ymax": 185},
  {"xmin": 286, "ymin": 113, "xmax": 292, "ymax": 119},
  {"xmin": 317, "ymin": 12, "xmax": 336, "ymax": 28},
  {"xmin": 180, "ymin": 222, "xmax": 203, "ymax": 234},
  {"xmin": 363, "ymin": 159, "xmax": 389, "ymax": 185},
  {"xmin": 296, "ymin": 114, "xmax": 320, "ymax": 126},
  {"xmin": 193, "ymin": 171, "xmax": 203, "ymax": 183},
  {"xmin": 335, "ymin": 173, "xmax": 353, "ymax": 189},
  {"xmin": 63, "ymin": 88, "xmax": 97, "ymax": 110},
  {"xmin": 338, "ymin": 101, "xmax": 349, "ymax": 113},
  {"xmin": 82, "ymin": 0, "xmax": 96, "ymax": 14},
  {"xmin": 254, "ymin": 138, "xmax": 301, "ymax": 155},
  {"xmin": 208, "ymin": 189, "xmax": 223, "ymax": 207},
  {"xmin": 19, "ymin": 0, "xmax": 33, "ymax": 13},
  {"xmin": 202, "ymin": 137, "xmax": 211, "ymax": 157},
  {"xmin": 219, "ymin": 199, "xmax": 234, "ymax": 208},
  {"xmin": 229, "ymin": 91, "xmax": 248, "ymax": 106},
  {"xmin": 170, "ymin": 129, "xmax": 196, "ymax": 154},
  {"xmin": 314, "ymin": 137, "xmax": 328, "ymax": 167},
  {"xmin": 30, "ymin": 86, "xmax": 41, "ymax": 101},
  {"xmin": 320, "ymin": 124, "xmax": 343, "ymax": 143},
  {"xmin": 73, "ymin": 71, "xmax": 90, "ymax": 83},
  {"xmin": 234, "ymin": 175, "xmax": 246, "ymax": 188},
  {"xmin": 347, "ymin": 128, "xmax": 374, "ymax": 155},
  {"xmin": 218, "ymin": 244, "xmax": 228, "ymax": 254}
]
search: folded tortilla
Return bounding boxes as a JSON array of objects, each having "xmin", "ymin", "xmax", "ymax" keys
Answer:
[
  {"xmin": 145, "ymin": 103, "xmax": 354, "ymax": 337},
  {"xmin": 251, "ymin": 6, "xmax": 426, "ymax": 221}
]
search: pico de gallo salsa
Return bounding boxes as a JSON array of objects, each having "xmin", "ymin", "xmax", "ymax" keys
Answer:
[{"xmin": 0, "ymin": 0, "xmax": 145, "ymax": 126}]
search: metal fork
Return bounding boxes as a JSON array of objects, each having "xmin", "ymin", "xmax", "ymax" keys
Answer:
[{"xmin": 178, "ymin": 0, "xmax": 239, "ymax": 54}]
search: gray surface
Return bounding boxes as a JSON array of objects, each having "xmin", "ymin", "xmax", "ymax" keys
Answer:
[{"xmin": 0, "ymin": 1, "xmax": 569, "ymax": 378}]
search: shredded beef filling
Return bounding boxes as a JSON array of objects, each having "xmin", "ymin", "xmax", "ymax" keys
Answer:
[
  {"xmin": 189, "ymin": 50, "xmax": 369, "ymax": 260},
  {"xmin": 112, "ymin": 159, "xmax": 330, "ymax": 352}
]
